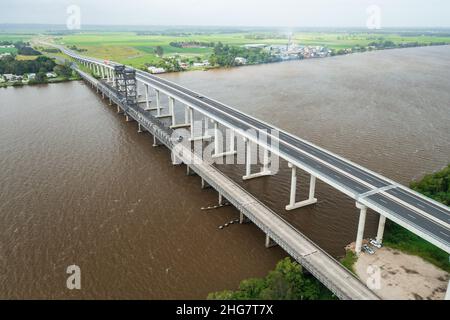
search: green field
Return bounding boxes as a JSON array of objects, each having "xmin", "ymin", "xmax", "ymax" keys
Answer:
[
  {"xmin": 1, "ymin": 30, "xmax": 450, "ymax": 70},
  {"xmin": 48, "ymin": 31, "xmax": 450, "ymax": 68}
]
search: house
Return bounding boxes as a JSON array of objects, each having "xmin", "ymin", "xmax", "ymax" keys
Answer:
[
  {"xmin": 46, "ymin": 72, "xmax": 57, "ymax": 78},
  {"xmin": 193, "ymin": 60, "xmax": 210, "ymax": 67},
  {"xmin": 27, "ymin": 73, "xmax": 36, "ymax": 80},
  {"xmin": 179, "ymin": 62, "xmax": 189, "ymax": 69},
  {"xmin": 0, "ymin": 52, "xmax": 11, "ymax": 58},
  {"xmin": 3, "ymin": 74, "xmax": 22, "ymax": 82},
  {"xmin": 234, "ymin": 57, "xmax": 247, "ymax": 65},
  {"xmin": 147, "ymin": 66, "xmax": 166, "ymax": 74}
]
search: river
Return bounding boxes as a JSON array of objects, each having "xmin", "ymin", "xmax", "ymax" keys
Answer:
[{"xmin": 1, "ymin": 45, "xmax": 449, "ymax": 299}]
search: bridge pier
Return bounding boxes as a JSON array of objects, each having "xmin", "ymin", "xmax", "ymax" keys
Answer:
[
  {"xmin": 446, "ymin": 281, "xmax": 450, "ymax": 300},
  {"xmin": 243, "ymin": 138, "xmax": 272, "ymax": 180},
  {"xmin": 152, "ymin": 135, "xmax": 159, "ymax": 147},
  {"xmin": 212, "ymin": 122, "xmax": 237, "ymax": 158},
  {"xmin": 376, "ymin": 215, "xmax": 387, "ymax": 244},
  {"xmin": 285, "ymin": 163, "xmax": 317, "ymax": 210},
  {"xmin": 355, "ymin": 203, "xmax": 367, "ymax": 255},
  {"xmin": 239, "ymin": 212, "xmax": 251, "ymax": 224},
  {"xmin": 265, "ymin": 234, "xmax": 277, "ymax": 248},
  {"xmin": 189, "ymin": 116, "xmax": 212, "ymax": 141},
  {"xmin": 201, "ymin": 178, "xmax": 211, "ymax": 189}
]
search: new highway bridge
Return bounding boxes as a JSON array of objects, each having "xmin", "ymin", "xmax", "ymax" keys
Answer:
[{"xmin": 50, "ymin": 43, "xmax": 450, "ymax": 300}]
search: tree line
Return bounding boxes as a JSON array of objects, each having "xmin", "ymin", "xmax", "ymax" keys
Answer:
[{"xmin": 209, "ymin": 42, "xmax": 280, "ymax": 67}]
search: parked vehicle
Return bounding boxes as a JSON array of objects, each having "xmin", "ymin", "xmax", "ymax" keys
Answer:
[
  {"xmin": 362, "ymin": 244, "xmax": 375, "ymax": 255},
  {"xmin": 370, "ymin": 239, "xmax": 382, "ymax": 249}
]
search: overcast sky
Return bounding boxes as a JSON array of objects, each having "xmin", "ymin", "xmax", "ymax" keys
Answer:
[{"xmin": 1, "ymin": 0, "xmax": 449, "ymax": 28}]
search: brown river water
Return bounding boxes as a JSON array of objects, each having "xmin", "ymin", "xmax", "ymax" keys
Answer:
[{"xmin": 0, "ymin": 46, "xmax": 449, "ymax": 299}]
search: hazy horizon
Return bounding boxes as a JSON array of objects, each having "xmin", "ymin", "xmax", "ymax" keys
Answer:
[{"xmin": 1, "ymin": 0, "xmax": 450, "ymax": 28}]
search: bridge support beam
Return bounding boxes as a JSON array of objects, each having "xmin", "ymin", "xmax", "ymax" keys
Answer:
[
  {"xmin": 239, "ymin": 212, "xmax": 250, "ymax": 224},
  {"xmin": 265, "ymin": 234, "xmax": 277, "ymax": 248},
  {"xmin": 376, "ymin": 215, "xmax": 387, "ymax": 244},
  {"xmin": 152, "ymin": 135, "xmax": 159, "ymax": 147},
  {"xmin": 212, "ymin": 122, "xmax": 237, "ymax": 158},
  {"xmin": 243, "ymin": 138, "xmax": 272, "ymax": 180},
  {"xmin": 189, "ymin": 115, "xmax": 212, "ymax": 141},
  {"xmin": 285, "ymin": 163, "xmax": 317, "ymax": 210},
  {"xmin": 144, "ymin": 84, "xmax": 151, "ymax": 110},
  {"xmin": 445, "ymin": 281, "xmax": 450, "ymax": 300},
  {"xmin": 156, "ymin": 90, "xmax": 161, "ymax": 116},
  {"xmin": 355, "ymin": 203, "xmax": 367, "ymax": 255}
]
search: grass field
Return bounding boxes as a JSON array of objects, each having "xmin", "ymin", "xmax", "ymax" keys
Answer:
[
  {"xmin": 2, "ymin": 30, "xmax": 450, "ymax": 70},
  {"xmin": 30, "ymin": 31, "xmax": 447, "ymax": 69}
]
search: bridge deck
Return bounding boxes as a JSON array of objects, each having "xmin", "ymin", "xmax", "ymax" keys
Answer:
[{"xmin": 75, "ymin": 68, "xmax": 380, "ymax": 300}]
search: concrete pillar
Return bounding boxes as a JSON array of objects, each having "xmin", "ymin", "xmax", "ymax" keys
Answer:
[
  {"xmin": 229, "ymin": 130, "xmax": 235, "ymax": 152},
  {"xmin": 214, "ymin": 121, "xmax": 221, "ymax": 156},
  {"xmin": 153, "ymin": 135, "xmax": 159, "ymax": 147},
  {"xmin": 265, "ymin": 234, "xmax": 276, "ymax": 248},
  {"xmin": 445, "ymin": 281, "xmax": 450, "ymax": 300},
  {"xmin": 245, "ymin": 138, "xmax": 252, "ymax": 178},
  {"xmin": 156, "ymin": 90, "xmax": 161, "ymax": 116},
  {"xmin": 145, "ymin": 84, "xmax": 150, "ymax": 110},
  {"xmin": 189, "ymin": 108, "xmax": 195, "ymax": 140},
  {"xmin": 185, "ymin": 106, "xmax": 190, "ymax": 124},
  {"xmin": 376, "ymin": 215, "xmax": 387, "ymax": 244},
  {"xmin": 309, "ymin": 175, "xmax": 316, "ymax": 200},
  {"xmin": 169, "ymin": 97, "xmax": 175, "ymax": 126},
  {"xmin": 285, "ymin": 164, "xmax": 317, "ymax": 211},
  {"xmin": 262, "ymin": 148, "xmax": 270, "ymax": 173},
  {"xmin": 355, "ymin": 203, "xmax": 367, "ymax": 255},
  {"xmin": 204, "ymin": 116, "xmax": 209, "ymax": 137},
  {"xmin": 288, "ymin": 163, "xmax": 297, "ymax": 209},
  {"xmin": 138, "ymin": 123, "xmax": 143, "ymax": 133},
  {"xmin": 218, "ymin": 193, "xmax": 223, "ymax": 205},
  {"xmin": 100, "ymin": 66, "xmax": 105, "ymax": 79}
]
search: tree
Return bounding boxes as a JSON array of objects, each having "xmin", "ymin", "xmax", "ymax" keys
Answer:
[
  {"xmin": 208, "ymin": 258, "xmax": 333, "ymax": 300},
  {"xmin": 155, "ymin": 46, "xmax": 164, "ymax": 57},
  {"xmin": 54, "ymin": 62, "xmax": 73, "ymax": 79},
  {"xmin": 35, "ymin": 72, "xmax": 47, "ymax": 83}
]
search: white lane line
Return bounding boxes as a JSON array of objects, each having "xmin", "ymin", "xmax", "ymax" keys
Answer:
[
  {"xmin": 439, "ymin": 231, "xmax": 449, "ymax": 238},
  {"xmin": 407, "ymin": 214, "xmax": 417, "ymax": 220},
  {"xmin": 379, "ymin": 199, "xmax": 388, "ymax": 205},
  {"xmin": 416, "ymin": 203, "xmax": 426, "ymax": 209}
]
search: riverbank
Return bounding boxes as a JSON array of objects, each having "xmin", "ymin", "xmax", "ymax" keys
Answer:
[
  {"xmin": 346, "ymin": 165, "xmax": 450, "ymax": 299},
  {"xmin": 354, "ymin": 247, "xmax": 449, "ymax": 300},
  {"xmin": 0, "ymin": 76, "xmax": 80, "ymax": 88}
]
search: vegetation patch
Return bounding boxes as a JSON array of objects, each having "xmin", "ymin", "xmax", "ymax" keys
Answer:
[
  {"xmin": 207, "ymin": 257, "xmax": 336, "ymax": 300},
  {"xmin": 384, "ymin": 164, "xmax": 450, "ymax": 272}
]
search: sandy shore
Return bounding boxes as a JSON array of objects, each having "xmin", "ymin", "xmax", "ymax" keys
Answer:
[{"xmin": 353, "ymin": 246, "xmax": 449, "ymax": 300}]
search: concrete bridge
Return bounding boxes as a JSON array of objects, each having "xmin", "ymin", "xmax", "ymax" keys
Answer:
[{"xmin": 53, "ymin": 44, "xmax": 450, "ymax": 300}]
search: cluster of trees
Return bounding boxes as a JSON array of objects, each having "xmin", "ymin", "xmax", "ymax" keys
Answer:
[
  {"xmin": 209, "ymin": 42, "xmax": 280, "ymax": 67},
  {"xmin": 411, "ymin": 164, "xmax": 450, "ymax": 206},
  {"xmin": 208, "ymin": 258, "xmax": 334, "ymax": 300},
  {"xmin": 169, "ymin": 41, "xmax": 214, "ymax": 48},
  {"xmin": 154, "ymin": 46, "xmax": 164, "ymax": 57},
  {"xmin": 0, "ymin": 55, "xmax": 55, "ymax": 76},
  {"xmin": 14, "ymin": 41, "xmax": 41, "ymax": 56},
  {"xmin": 68, "ymin": 45, "xmax": 87, "ymax": 52}
]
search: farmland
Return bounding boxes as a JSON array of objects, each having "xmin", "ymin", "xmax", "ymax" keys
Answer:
[
  {"xmin": 1, "ymin": 28, "xmax": 450, "ymax": 70},
  {"xmin": 45, "ymin": 30, "xmax": 450, "ymax": 69}
]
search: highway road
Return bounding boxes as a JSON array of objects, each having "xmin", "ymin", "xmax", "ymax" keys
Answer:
[{"xmin": 57, "ymin": 45, "xmax": 450, "ymax": 253}]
